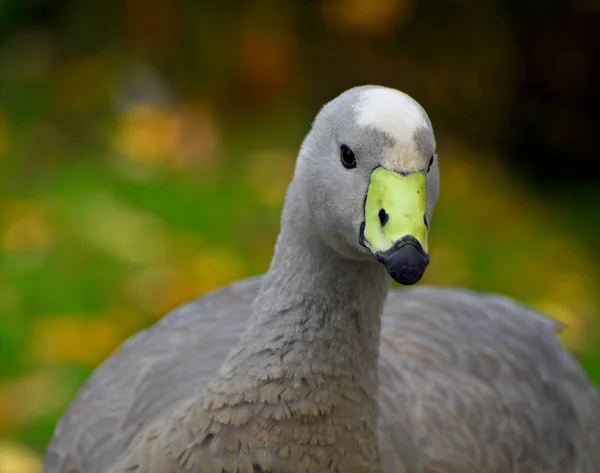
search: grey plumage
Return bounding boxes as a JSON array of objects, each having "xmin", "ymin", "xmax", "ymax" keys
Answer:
[{"xmin": 43, "ymin": 86, "xmax": 600, "ymax": 473}]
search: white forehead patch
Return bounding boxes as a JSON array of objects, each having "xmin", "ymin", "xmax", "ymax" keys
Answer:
[{"xmin": 353, "ymin": 87, "xmax": 427, "ymax": 144}]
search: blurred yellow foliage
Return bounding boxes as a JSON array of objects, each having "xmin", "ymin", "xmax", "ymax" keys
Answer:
[
  {"xmin": 246, "ymin": 149, "xmax": 296, "ymax": 206},
  {"xmin": 115, "ymin": 104, "xmax": 179, "ymax": 163},
  {"xmin": 30, "ymin": 317, "xmax": 122, "ymax": 365},
  {"xmin": 321, "ymin": 0, "xmax": 413, "ymax": 36},
  {"xmin": 534, "ymin": 299, "xmax": 586, "ymax": 347},
  {"xmin": 0, "ymin": 441, "xmax": 41, "ymax": 473},
  {"xmin": 113, "ymin": 104, "xmax": 219, "ymax": 172},
  {"xmin": 0, "ymin": 368, "xmax": 70, "ymax": 428},
  {"xmin": 123, "ymin": 249, "xmax": 248, "ymax": 318},
  {"xmin": 165, "ymin": 251, "xmax": 247, "ymax": 312},
  {"xmin": 168, "ymin": 105, "xmax": 220, "ymax": 170},
  {"xmin": 191, "ymin": 250, "xmax": 248, "ymax": 294},
  {"xmin": 68, "ymin": 193, "xmax": 168, "ymax": 265},
  {"xmin": 124, "ymin": 264, "xmax": 182, "ymax": 316},
  {"xmin": 426, "ymin": 241, "xmax": 470, "ymax": 286},
  {"xmin": 1, "ymin": 201, "xmax": 54, "ymax": 253}
]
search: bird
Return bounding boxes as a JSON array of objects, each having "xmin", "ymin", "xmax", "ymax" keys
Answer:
[{"xmin": 43, "ymin": 85, "xmax": 600, "ymax": 473}]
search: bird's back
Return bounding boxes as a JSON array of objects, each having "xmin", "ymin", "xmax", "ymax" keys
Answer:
[
  {"xmin": 378, "ymin": 287, "xmax": 600, "ymax": 472},
  {"xmin": 43, "ymin": 277, "xmax": 600, "ymax": 473}
]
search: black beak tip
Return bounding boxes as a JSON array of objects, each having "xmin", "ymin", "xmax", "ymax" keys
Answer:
[{"xmin": 377, "ymin": 237, "xmax": 429, "ymax": 285}]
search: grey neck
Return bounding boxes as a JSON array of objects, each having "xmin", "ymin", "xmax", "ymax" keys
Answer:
[
  {"xmin": 221, "ymin": 182, "xmax": 391, "ymax": 398},
  {"xmin": 198, "ymin": 183, "xmax": 390, "ymax": 472}
]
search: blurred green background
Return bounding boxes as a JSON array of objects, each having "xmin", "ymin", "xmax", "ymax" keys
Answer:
[{"xmin": 0, "ymin": 0, "xmax": 599, "ymax": 471}]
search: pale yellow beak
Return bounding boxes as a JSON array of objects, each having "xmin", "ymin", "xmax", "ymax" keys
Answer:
[{"xmin": 360, "ymin": 167, "xmax": 429, "ymax": 285}]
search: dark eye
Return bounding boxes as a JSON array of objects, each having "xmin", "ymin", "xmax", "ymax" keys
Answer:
[
  {"xmin": 427, "ymin": 155, "xmax": 434, "ymax": 172},
  {"xmin": 340, "ymin": 144, "xmax": 356, "ymax": 169}
]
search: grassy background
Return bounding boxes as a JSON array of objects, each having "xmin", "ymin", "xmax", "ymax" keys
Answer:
[{"xmin": 1, "ymin": 1, "xmax": 599, "ymax": 471}]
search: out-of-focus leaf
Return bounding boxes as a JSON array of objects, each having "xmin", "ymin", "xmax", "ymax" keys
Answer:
[
  {"xmin": 65, "ymin": 192, "xmax": 168, "ymax": 265},
  {"xmin": 0, "ymin": 368, "xmax": 74, "ymax": 428},
  {"xmin": 114, "ymin": 104, "xmax": 179, "ymax": 165},
  {"xmin": 29, "ymin": 317, "xmax": 122, "ymax": 365},
  {"xmin": 0, "ymin": 440, "xmax": 42, "ymax": 473},
  {"xmin": 245, "ymin": 148, "xmax": 296, "ymax": 206},
  {"xmin": 2, "ymin": 201, "xmax": 54, "ymax": 253},
  {"xmin": 321, "ymin": 0, "xmax": 414, "ymax": 36}
]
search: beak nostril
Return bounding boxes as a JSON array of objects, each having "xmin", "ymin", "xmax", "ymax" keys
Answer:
[
  {"xmin": 378, "ymin": 209, "xmax": 389, "ymax": 227},
  {"xmin": 423, "ymin": 215, "xmax": 429, "ymax": 228}
]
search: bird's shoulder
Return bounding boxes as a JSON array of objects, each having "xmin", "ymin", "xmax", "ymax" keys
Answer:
[{"xmin": 43, "ymin": 276, "xmax": 260, "ymax": 473}]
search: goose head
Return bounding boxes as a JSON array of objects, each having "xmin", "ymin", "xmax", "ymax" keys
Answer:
[{"xmin": 291, "ymin": 85, "xmax": 439, "ymax": 285}]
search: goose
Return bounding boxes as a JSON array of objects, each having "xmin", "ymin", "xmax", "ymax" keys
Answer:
[{"xmin": 44, "ymin": 85, "xmax": 600, "ymax": 473}]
